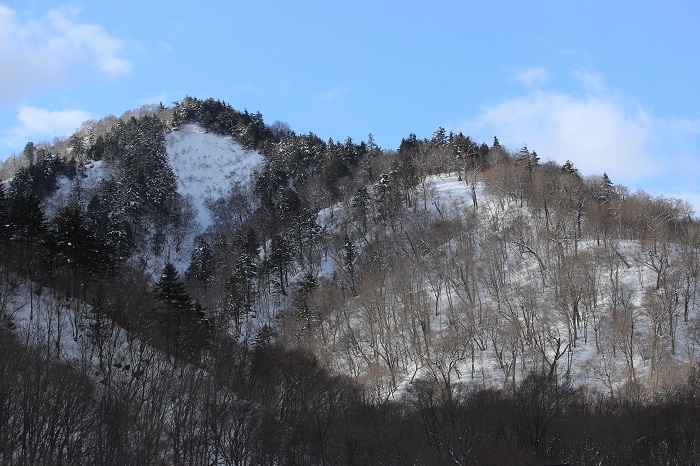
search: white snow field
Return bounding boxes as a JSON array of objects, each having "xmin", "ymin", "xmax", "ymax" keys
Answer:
[{"xmin": 166, "ymin": 123, "xmax": 263, "ymax": 233}]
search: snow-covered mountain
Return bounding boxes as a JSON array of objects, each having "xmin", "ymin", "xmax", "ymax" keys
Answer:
[{"xmin": 3, "ymin": 99, "xmax": 700, "ymax": 464}]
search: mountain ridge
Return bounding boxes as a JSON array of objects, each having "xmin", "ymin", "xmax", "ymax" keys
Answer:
[{"xmin": 1, "ymin": 97, "xmax": 699, "ymax": 464}]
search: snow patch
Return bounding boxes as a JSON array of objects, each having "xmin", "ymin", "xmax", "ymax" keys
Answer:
[{"xmin": 166, "ymin": 124, "xmax": 263, "ymax": 234}]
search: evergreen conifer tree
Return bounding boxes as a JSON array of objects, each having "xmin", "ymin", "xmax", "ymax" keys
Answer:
[
  {"xmin": 154, "ymin": 263, "xmax": 194, "ymax": 357},
  {"xmin": 268, "ymin": 234, "xmax": 292, "ymax": 295},
  {"xmin": 0, "ymin": 183, "xmax": 8, "ymax": 244},
  {"xmin": 185, "ymin": 237, "xmax": 215, "ymax": 289},
  {"xmin": 343, "ymin": 234, "xmax": 357, "ymax": 295},
  {"xmin": 561, "ymin": 160, "xmax": 579, "ymax": 175},
  {"xmin": 9, "ymin": 191, "xmax": 48, "ymax": 251},
  {"xmin": 52, "ymin": 206, "xmax": 111, "ymax": 280}
]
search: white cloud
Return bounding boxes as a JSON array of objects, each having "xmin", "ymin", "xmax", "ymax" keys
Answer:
[
  {"xmin": 458, "ymin": 72, "xmax": 700, "ymax": 214},
  {"xmin": 571, "ymin": 69, "xmax": 606, "ymax": 93},
  {"xmin": 460, "ymin": 90, "xmax": 662, "ymax": 187},
  {"xmin": 515, "ymin": 67, "xmax": 549, "ymax": 87},
  {"xmin": 45, "ymin": 6, "xmax": 132, "ymax": 78},
  {"xmin": 0, "ymin": 5, "xmax": 131, "ymax": 102},
  {"xmin": 3, "ymin": 106, "xmax": 93, "ymax": 148},
  {"xmin": 158, "ymin": 40, "xmax": 174, "ymax": 54},
  {"xmin": 318, "ymin": 86, "xmax": 351, "ymax": 102}
]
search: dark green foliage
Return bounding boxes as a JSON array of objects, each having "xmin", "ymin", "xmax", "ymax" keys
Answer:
[
  {"xmin": 0, "ymin": 182, "xmax": 8, "ymax": 243},
  {"xmin": 86, "ymin": 179, "xmax": 134, "ymax": 262},
  {"xmin": 22, "ymin": 141, "xmax": 36, "ymax": 164},
  {"xmin": 172, "ymin": 97, "xmax": 272, "ymax": 148},
  {"xmin": 267, "ymin": 234, "xmax": 292, "ymax": 295},
  {"xmin": 517, "ymin": 145, "xmax": 540, "ymax": 173},
  {"xmin": 104, "ymin": 220, "xmax": 134, "ymax": 263},
  {"xmin": 596, "ymin": 172, "xmax": 615, "ymax": 202},
  {"xmin": 119, "ymin": 115, "xmax": 178, "ymax": 216},
  {"xmin": 254, "ymin": 130, "xmax": 369, "ymax": 219},
  {"xmin": 185, "ymin": 236, "xmax": 215, "ymax": 288},
  {"xmin": 155, "ymin": 263, "xmax": 210, "ymax": 358},
  {"xmin": 373, "ymin": 171, "xmax": 398, "ymax": 223},
  {"xmin": 431, "ymin": 127, "xmax": 448, "ymax": 147},
  {"xmin": 82, "ymin": 114, "xmax": 184, "ymax": 255},
  {"xmin": 351, "ymin": 186, "xmax": 371, "ymax": 233},
  {"xmin": 294, "ymin": 270, "xmax": 318, "ymax": 328},
  {"xmin": 155, "ymin": 263, "xmax": 192, "ymax": 312},
  {"xmin": 87, "ymin": 134, "xmax": 105, "ymax": 160},
  {"xmin": 288, "ymin": 207, "xmax": 321, "ymax": 268},
  {"xmin": 322, "ymin": 144, "xmax": 351, "ymax": 197},
  {"xmin": 396, "ymin": 158, "xmax": 419, "ymax": 206},
  {"xmin": 343, "ymin": 234, "xmax": 357, "ymax": 295},
  {"xmin": 561, "ymin": 159, "xmax": 579, "ymax": 175},
  {"xmin": 224, "ymin": 228, "xmax": 260, "ymax": 332},
  {"xmin": 9, "ymin": 154, "xmax": 76, "ymax": 201},
  {"xmin": 398, "ymin": 132, "xmax": 421, "ymax": 158},
  {"xmin": 8, "ymin": 191, "xmax": 47, "ymax": 247},
  {"xmin": 450, "ymin": 132, "xmax": 480, "ymax": 160},
  {"xmin": 274, "ymin": 187, "xmax": 301, "ymax": 222},
  {"xmin": 253, "ymin": 324, "xmax": 276, "ymax": 352},
  {"xmin": 51, "ymin": 206, "xmax": 111, "ymax": 276}
]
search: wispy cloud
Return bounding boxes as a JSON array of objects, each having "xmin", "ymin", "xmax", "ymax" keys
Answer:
[
  {"xmin": 232, "ymin": 82, "xmax": 255, "ymax": 93},
  {"xmin": 158, "ymin": 40, "xmax": 174, "ymax": 54},
  {"xmin": 514, "ymin": 67, "xmax": 549, "ymax": 87},
  {"xmin": 136, "ymin": 94, "xmax": 170, "ymax": 107},
  {"xmin": 46, "ymin": 6, "xmax": 132, "ymax": 78},
  {"xmin": 3, "ymin": 106, "xmax": 93, "ymax": 149},
  {"xmin": 571, "ymin": 69, "xmax": 606, "ymax": 93},
  {"xmin": 317, "ymin": 86, "xmax": 351, "ymax": 102},
  {"xmin": 0, "ymin": 5, "xmax": 132, "ymax": 102}
]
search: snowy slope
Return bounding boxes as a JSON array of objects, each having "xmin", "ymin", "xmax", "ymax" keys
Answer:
[
  {"xmin": 45, "ymin": 124, "xmax": 263, "ymax": 235},
  {"xmin": 166, "ymin": 124, "xmax": 263, "ymax": 234},
  {"xmin": 307, "ymin": 173, "xmax": 700, "ymax": 401},
  {"xmin": 43, "ymin": 160, "xmax": 110, "ymax": 217},
  {"xmin": 41, "ymin": 124, "xmax": 263, "ymax": 276}
]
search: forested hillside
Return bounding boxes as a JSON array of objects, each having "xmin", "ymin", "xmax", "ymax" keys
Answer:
[{"xmin": 1, "ymin": 97, "xmax": 699, "ymax": 465}]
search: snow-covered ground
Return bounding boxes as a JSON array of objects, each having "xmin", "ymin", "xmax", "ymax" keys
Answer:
[
  {"xmin": 24, "ymin": 135, "xmax": 700, "ymax": 403},
  {"xmin": 43, "ymin": 124, "xmax": 263, "ymax": 276},
  {"xmin": 308, "ymin": 173, "xmax": 700, "ymax": 401},
  {"xmin": 167, "ymin": 123, "xmax": 263, "ymax": 234},
  {"xmin": 44, "ymin": 159, "xmax": 109, "ymax": 216}
]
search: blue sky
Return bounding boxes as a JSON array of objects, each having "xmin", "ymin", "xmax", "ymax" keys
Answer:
[{"xmin": 1, "ymin": 1, "xmax": 699, "ymax": 210}]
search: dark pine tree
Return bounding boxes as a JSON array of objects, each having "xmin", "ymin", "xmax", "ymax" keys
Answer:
[
  {"xmin": 295, "ymin": 270, "xmax": 318, "ymax": 327},
  {"xmin": 268, "ymin": 234, "xmax": 292, "ymax": 295},
  {"xmin": 343, "ymin": 234, "xmax": 357, "ymax": 296},
  {"xmin": 8, "ymin": 190, "xmax": 48, "ymax": 320},
  {"xmin": 52, "ymin": 207, "xmax": 109, "ymax": 271},
  {"xmin": 9, "ymin": 191, "xmax": 48, "ymax": 259},
  {"xmin": 561, "ymin": 160, "xmax": 579, "ymax": 175},
  {"xmin": 0, "ymin": 182, "xmax": 8, "ymax": 245},
  {"xmin": 51, "ymin": 206, "xmax": 112, "ymax": 298},
  {"xmin": 185, "ymin": 236, "xmax": 215, "ymax": 290},
  {"xmin": 154, "ymin": 263, "xmax": 195, "ymax": 357}
]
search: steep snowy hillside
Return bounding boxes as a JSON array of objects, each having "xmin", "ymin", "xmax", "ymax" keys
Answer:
[
  {"xmin": 166, "ymin": 124, "xmax": 263, "ymax": 233},
  {"xmin": 44, "ymin": 160, "xmax": 110, "ymax": 217},
  {"xmin": 41, "ymin": 123, "xmax": 263, "ymax": 275},
  {"xmin": 301, "ymin": 173, "xmax": 700, "ymax": 402}
]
